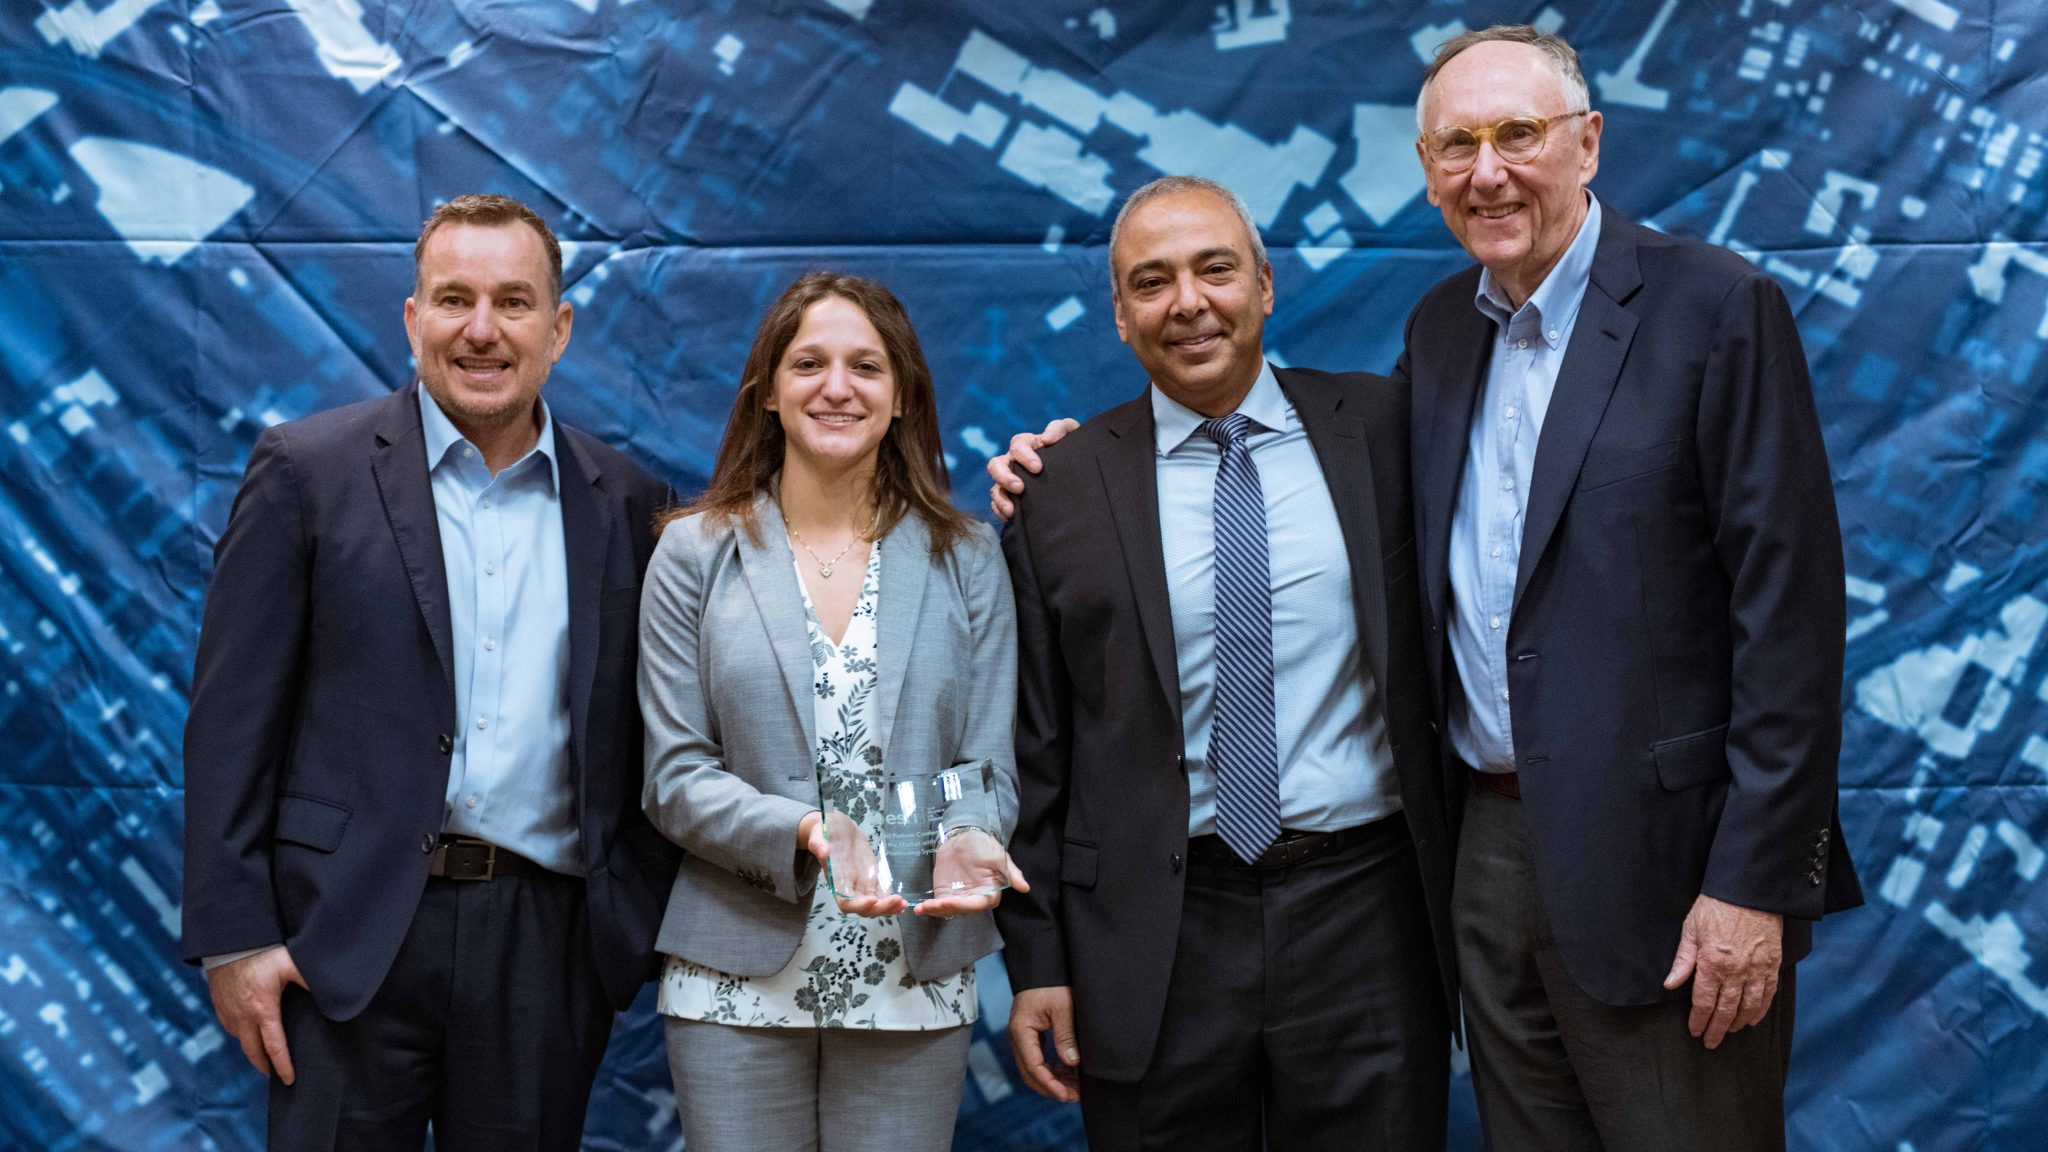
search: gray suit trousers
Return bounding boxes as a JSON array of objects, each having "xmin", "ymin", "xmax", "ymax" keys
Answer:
[
  {"xmin": 1455, "ymin": 785, "xmax": 1796, "ymax": 1152},
  {"xmin": 664, "ymin": 1017, "xmax": 971, "ymax": 1152}
]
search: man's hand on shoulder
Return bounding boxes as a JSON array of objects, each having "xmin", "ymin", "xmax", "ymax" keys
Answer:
[
  {"xmin": 1663, "ymin": 893, "xmax": 1783, "ymax": 1050},
  {"xmin": 206, "ymin": 945, "xmax": 308, "ymax": 1084},
  {"xmin": 987, "ymin": 418, "xmax": 1080, "ymax": 521},
  {"xmin": 1007, "ymin": 984, "xmax": 1082, "ymax": 1102}
]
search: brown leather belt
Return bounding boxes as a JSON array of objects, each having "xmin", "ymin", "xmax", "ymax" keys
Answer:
[
  {"xmin": 428, "ymin": 835, "xmax": 542, "ymax": 881},
  {"xmin": 1187, "ymin": 815, "xmax": 1401, "ymax": 870},
  {"xmin": 1470, "ymin": 768, "xmax": 1522, "ymax": 800}
]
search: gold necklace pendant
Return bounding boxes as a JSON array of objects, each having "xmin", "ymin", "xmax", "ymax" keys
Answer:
[{"xmin": 781, "ymin": 507, "xmax": 876, "ymax": 579}]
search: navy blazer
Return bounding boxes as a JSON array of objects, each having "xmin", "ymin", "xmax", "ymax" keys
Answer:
[
  {"xmin": 181, "ymin": 386, "xmax": 678, "ymax": 1019},
  {"xmin": 998, "ymin": 367, "xmax": 1456, "ymax": 1082},
  {"xmin": 1399, "ymin": 207, "xmax": 1864, "ymax": 1006}
]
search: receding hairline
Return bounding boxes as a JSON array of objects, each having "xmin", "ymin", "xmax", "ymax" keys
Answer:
[
  {"xmin": 412, "ymin": 194, "xmax": 563, "ymax": 303},
  {"xmin": 1415, "ymin": 28, "xmax": 1590, "ymax": 133},
  {"xmin": 411, "ymin": 220, "xmax": 559, "ymax": 303},
  {"xmin": 1109, "ymin": 185, "xmax": 1267, "ymax": 295}
]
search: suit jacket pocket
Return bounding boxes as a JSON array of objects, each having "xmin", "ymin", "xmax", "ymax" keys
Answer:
[
  {"xmin": 1652, "ymin": 724, "xmax": 1731, "ymax": 792},
  {"xmin": 274, "ymin": 793, "xmax": 351, "ymax": 852},
  {"xmin": 1062, "ymin": 840, "xmax": 1099, "ymax": 889},
  {"xmin": 1580, "ymin": 438, "xmax": 1686, "ymax": 493}
]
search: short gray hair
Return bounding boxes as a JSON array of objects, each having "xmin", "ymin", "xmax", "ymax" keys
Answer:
[
  {"xmin": 1415, "ymin": 25, "xmax": 1590, "ymax": 134},
  {"xmin": 1107, "ymin": 175, "xmax": 1269, "ymax": 296}
]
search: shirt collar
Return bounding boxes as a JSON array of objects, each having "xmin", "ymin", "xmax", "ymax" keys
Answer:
[
  {"xmin": 1151, "ymin": 360, "xmax": 1289, "ymax": 456},
  {"xmin": 417, "ymin": 383, "xmax": 560, "ymax": 492},
  {"xmin": 1474, "ymin": 190, "xmax": 1603, "ymax": 350}
]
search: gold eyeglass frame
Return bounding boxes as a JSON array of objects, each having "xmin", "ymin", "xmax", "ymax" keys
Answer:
[{"xmin": 1419, "ymin": 110, "xmax": 1590, "ymax": 173}]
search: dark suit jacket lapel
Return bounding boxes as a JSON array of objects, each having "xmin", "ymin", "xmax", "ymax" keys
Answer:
[
  {"xmin": 1095, "ymin": 396, "xmax": 1183, "ymax": 730},
  {"xmin": 556, "ymin": 423, "xmax": 611, "ymax": 779},
  {"xmin": 736, "ymin": 488, "xmax": 818, "ymax": 778},
  {"xmin": 1514, "ymin": 212, "xmax": 1643, "ymax": 610},
  {"xmin": 370, "ymin": 386, "xmax": 454, "ymax": 696},
  {"xmin": 1419, "ymin": 304, "xmax": 1492, "ymax": 631},
  {"xmin": 872, "ymin": 514, "xmax": 930, "ymax": 762},
  {"xmin": 1279, "ymin": 368, "xmax": 1390, "ymax": 696}
]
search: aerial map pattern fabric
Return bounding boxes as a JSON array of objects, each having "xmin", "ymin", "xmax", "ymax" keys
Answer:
[{"xmin": 0, "ymin": 2, "xmax": 2043, "ymax": 1149}]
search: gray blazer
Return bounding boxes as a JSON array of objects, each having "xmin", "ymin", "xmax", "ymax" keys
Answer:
[{"xmin": 639, "ymin": 489, "xmax": 1018, "ymax": 981}]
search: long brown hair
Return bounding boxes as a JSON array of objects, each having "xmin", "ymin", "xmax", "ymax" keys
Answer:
[{"xmin": 660, "ymin": 271, "xmax": 974, "ymax": 555}]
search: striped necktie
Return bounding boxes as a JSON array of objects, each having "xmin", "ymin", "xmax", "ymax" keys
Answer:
[{"xmin": 1201, "ymin": 413, "xmax": 1281, "ymax": 863}]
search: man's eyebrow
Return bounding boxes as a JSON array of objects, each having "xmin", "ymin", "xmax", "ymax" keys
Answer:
[
  {"xmin": 421, "ymin": 278, "xmax": 540, "ymax": 296},
  {"xmin": 1124, "ymin": 248, "xmax": 1242, "ymax": 285},
  {"xmin": 1123, "ymin": 258, "xmax": 1170, "ymax": 284}
]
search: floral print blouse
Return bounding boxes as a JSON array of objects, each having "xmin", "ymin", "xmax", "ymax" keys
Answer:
[{"xmin": 657, "ymin": 542, "xmax": 976, "ymax": 1029}]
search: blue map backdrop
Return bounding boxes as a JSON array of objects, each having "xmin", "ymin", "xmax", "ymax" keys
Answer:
[{"xmin": 2, "ymin": 0, "xmax": 2045, "ymax": 1149}]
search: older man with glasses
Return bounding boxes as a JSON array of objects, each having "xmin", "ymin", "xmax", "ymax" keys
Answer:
[{"xmin": 1399, "ymin": 24, "xmax": 1863, "ymax": 1152}]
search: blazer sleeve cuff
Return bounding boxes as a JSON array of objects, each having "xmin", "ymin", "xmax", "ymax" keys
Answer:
[{"xmin": 737, "ymin": 792, "xmax": 821, "ymax": 904}]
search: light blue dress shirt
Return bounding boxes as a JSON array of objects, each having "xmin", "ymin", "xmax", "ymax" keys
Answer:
[
  {"xmin": 1446, "ymin": 192, "xmax": 1603, "ymax": 773},
  {"xmin": 1154, "ymin": 361, "xmax": 1399, "ymax": 836},
  {"xmin": 419, "ymin": 386, "xmax": 581, "ymax": 874}
]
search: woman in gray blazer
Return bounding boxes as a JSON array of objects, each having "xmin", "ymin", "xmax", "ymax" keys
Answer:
[{"xmin": 639, "ymin": 271, "xmax": 1024, "ymax": 1152}]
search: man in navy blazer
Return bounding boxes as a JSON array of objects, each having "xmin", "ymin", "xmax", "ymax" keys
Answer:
[
  {"xmin": 1400, "ymin": 27, "xmax": 1862, "ymax": 1149},
  {"xmin": 181, "ymin": 194, "xmax": 675, "ymax": 1150}
]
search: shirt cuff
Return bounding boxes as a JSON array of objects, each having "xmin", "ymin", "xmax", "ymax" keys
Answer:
[{"xmin": 201, "ymin": 944, "xmax": 281, "ymax": 971}]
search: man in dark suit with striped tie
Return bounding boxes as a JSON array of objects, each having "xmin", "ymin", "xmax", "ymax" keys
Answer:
[{"xmin": 993, "ymin": 175, "xmax": 1457, "ymax": 1150}]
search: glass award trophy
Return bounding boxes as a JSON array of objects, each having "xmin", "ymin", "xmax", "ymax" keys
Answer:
[{"xmin": 821, "ymin": 759, "xmax": 1009, "ymax": 905}]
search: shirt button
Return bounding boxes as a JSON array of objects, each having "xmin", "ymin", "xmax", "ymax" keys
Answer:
[
  {"xmin": 1500, "ymin": 477, "xmax": 1513, "ymax": 491},
  {"xmin": 465, "ymin": 795, "xmax": 479, "ymax": 809},
  {"xmin": 475, "ymin": 716, "xmax": 487, "ymax": 730},
  {"xmin": 484, "ymin": 563, "xmax": 496, "ymax": 576},
  {"xmin": 1502, "ymin": 690, "xmax": 1511, "ymax": 702},
  {"xmin": 1516, "ymin": 339, "xmax": 1529, "ymax": 349},
  {"xmin": 1490, "ymin": 616, "xmax": 1501, "ymax": 630},
  {"xmin": 1505, "ymin": 406, "xmax": 1517, "ymax": 419},
  {"xmin": 484, "ymin": 639, "xmax": 496, "ymax": 651},
  {"xmin": 1547, "ymin": 329, "xmax": 1559, "ymax": 341},
  {"xmin": 1491, "ymin": 546, "xmax": 1503, "ymax": 558},
  {"xmin": 462, "ymin": 446, "xmax": 473, "ymax": 458},
  {"xmin": 482, "ymin": 498, "xmax": 492, "ymax": 509}
]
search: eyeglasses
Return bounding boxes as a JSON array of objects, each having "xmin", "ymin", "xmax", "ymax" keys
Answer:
[{"xmin": 1419, "ymin": 110, "xmax": 1588, "ymax": 173}]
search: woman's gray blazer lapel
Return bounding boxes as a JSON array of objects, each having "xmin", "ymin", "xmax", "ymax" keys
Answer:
[
  {"xmin": 734, "ymin": 489, "xmax": 816, "ymax": 777},
  {"xmin": 872, "ymin": 514, "xmax": 929, "ymax": 763}
]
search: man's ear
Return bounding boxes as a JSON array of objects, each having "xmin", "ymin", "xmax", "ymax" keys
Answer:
[
  {"xmin": 1578, "ymin": 110, "xmax": 1603, "ymax": 187},
  {"xmin": 550, "ymin": 300, "xmax": 574, "ymax": 363}
]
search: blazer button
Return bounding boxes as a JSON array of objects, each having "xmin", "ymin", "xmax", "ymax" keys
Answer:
[
  {"xmin": 1170, "ymin": 853, "xmax": 1183, "ymax": 874},
  {"xmin": 1807, "ymin": 869, "xmax": 1823, "ymax": 885},
  {"xmin": 437, "ymin": 733, "xmax": 453, "ymax": 755},
  {"xmin": 421, "ymin": 834, "xmax": 436, "ymax": 854}
]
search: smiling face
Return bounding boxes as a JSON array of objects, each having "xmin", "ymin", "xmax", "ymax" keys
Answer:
[
  {"xmin": 405, "ymin": 221, "xmax": 571, "ymax": 437},
  {"xmin": 1111, "ymin": 187, "xmax": 1274, "ymax": 416},
  {"xmin": 1419, "ymin": 40, "xmax": 1601, "ymax": 307},
  {"xmin": 767, "ymin": 294, "xmax": 900, "ymax": 478}
]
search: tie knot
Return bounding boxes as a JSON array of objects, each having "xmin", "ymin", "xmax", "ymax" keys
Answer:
[{"xmin": 1202, "ymin": 413, "xmax": 1255, "ymax": 449}]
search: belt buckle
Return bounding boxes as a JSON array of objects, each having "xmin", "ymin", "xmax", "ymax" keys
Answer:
[{"xmin": 437, "ymin": 838, "xmax": 497, "ymax": 881}]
